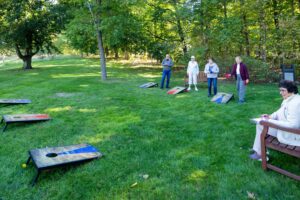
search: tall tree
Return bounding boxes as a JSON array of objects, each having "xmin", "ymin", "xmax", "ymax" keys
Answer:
[
  {"xmin": 87, "ymin": 0, "xmax": 107, "ymax": 80},
  {"xmin": 0, "ymin": 0, "xmax": 67, "ymax": 69}
]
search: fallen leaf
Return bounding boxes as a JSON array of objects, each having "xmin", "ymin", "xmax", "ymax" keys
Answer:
[
  {"xmin": 247, "ymin": 191, "xmax": 256, "ymax": 199},
  {"xmin": 142, "ymin": 174, "xmax": 149, "ymax": 179},
  {"xmin": 131, "ymin": 182, "xmax": 138, "ymax": 188}
]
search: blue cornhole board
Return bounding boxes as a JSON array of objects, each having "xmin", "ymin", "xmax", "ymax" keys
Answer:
[
  {"xmin": 139, "ymin": 82, "xmax": 158, "ymax": 88},
  {"xmin": 0, "ymin": 99, "xmax": 31, "ymax": 104},
  {"xmin": 211, "ymin": 93, "xmax": 234, "ymax": 104},
  {"xmin": 26, "ymin": 143, "xmax": 103, "ymax": 186}
]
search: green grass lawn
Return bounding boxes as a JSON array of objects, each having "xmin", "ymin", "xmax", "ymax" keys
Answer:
[{"xmin": 0, "ymin": 56, "xmax": 299, "ymax": 199}]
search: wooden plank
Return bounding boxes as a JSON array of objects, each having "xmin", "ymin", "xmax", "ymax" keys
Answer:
[
  {"xmin": 295, "ymin": 147, "xmax": 300, "ymax": 152},
  {"xmin": 267, "ymin": 164, "xmax": 300, "ymax": 181},
  {"xmin": 266, "ymin": 135, "xmax": 275, "ymax": 143},
  {"xmin": 287, "ymin": 145, "xmax": 296, "ymax": 150}
]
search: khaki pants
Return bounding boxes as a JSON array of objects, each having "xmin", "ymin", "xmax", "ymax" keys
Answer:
[{"xmin": 253, "ymin": 124, "xmax": 278, "ymax": 155}]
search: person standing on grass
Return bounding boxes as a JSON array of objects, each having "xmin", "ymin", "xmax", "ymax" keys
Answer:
[
  {"xmin": 231, "ymin": 56, "xmax": 249, "ymax": 103},
  {"xmin": 204, "ymin": 58, "xmax": 219, "ymax": 96},
  {"xmin": 187, "ymin": 56, "xmax": 199, "ymax": 91},
  {"xmin": 249, "ymin": 80, "xmax": 300, "ymax": 161},
  {"xmin": 160, "ymin": 54, "xmax": 174, "ymax": 89}
]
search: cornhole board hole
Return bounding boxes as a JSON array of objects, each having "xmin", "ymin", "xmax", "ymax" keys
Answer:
[
  {"xmin": 25, "ymin": 143, "xmax": 103, "ymax": 186},
  {"xmin": 1, "ymin": 114, "xmax": 51, "ymax": 132},
  {"xmin": 167, "ymin": 86, "xmax": 187, "ymax": 95},
  {"xmin": 211, "ymin": 93, "xmax": 234, "ymax": 104},
  {"xmin": 139, "ymin": 82, "xmax": 158, "ymax": 88},
  {"xmin": 0, "ymin": 99, "xmax": 31, "ymax": 105}
]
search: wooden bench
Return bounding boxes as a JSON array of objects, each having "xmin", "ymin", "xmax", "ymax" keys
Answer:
[
  {"xmin": 184, "ymin": 71, "xmax": 207, "ymax": 86},
  {"xmin": 260, "ymin": 120, "xmax": 300, "ymax": 181}
]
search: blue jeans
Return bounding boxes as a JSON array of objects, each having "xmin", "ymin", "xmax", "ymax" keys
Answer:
[
  {"xmin": 160, "ymin": 69, "xmax": 171, "ymax": 88},
  {"xmin": 207, "ymin": 78, "xmax": 217, "ymax": 95},
  {"xmin": 236, "ymin": 74, "xmax": 246, "ymax": 102}
]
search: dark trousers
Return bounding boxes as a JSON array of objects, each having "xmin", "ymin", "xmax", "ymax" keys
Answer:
[
  {"xmin": 207, "ymin": 78, "xmax": 217, "ymax": 95},
  {"xmin": 160, "ymin": 69, "xmax": 171, "ymax": 88}
]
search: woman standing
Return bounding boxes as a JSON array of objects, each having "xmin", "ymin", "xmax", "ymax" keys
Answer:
[
  {"xmin": 204, "ymin": 58, "xmax": 219, "ymax": 97},
  {"xmin": 187, "ymin": 56, "xmax": 199, "ymax": 91},
  {"xmin": 231, "ymin": 56, "xmax": 249, "ymax": 103}
]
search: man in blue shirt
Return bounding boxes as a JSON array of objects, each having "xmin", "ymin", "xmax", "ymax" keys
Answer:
[{"xmin": 160, "ymin": 54, "xmax": 174, "ymax": 89}]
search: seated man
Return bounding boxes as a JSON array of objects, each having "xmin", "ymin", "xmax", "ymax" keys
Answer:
[{"xmin": 250, "ymin": 80, "xmax": 300, "ymax": 161}]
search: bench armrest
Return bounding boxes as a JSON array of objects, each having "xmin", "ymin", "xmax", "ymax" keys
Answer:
[{"xmin": 260, "ymin": 120, "xmax": 300, "ymax": 135}]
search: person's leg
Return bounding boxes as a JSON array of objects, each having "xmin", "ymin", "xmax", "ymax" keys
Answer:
[
  {"xmin": 213, "ymin": 78, "xmax": 217, "ymax": 95},
  {"xmin": 207, "ymin": 78, "xmax": 212, "ymax": 96},
  {"xmin": 166, "ymin": 70, "xmax": 171, "ymax": 88},
  {"xmin": 188, "ymin": 72, "xmax": 192, "ymax": 90},
  {"xmin": 239, "ymin": 79, "xmax": 246, "ymax": 102},
  {"xmin": 193, "ymin": 73, "xmax": 198, "ymax": 91},
  {"xmin": 160, "ymin": 70, "xmax": 166, "ymax": 88},
  {"xmin": 252, "ymin": 124, "xmax": 277, "ymax": 156}
]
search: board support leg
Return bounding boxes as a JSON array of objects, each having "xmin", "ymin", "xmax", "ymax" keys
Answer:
[
  {"xmin": 2, "ymin": 123, "xmax": 8, "ymax": 132},
  {"xmin": 0, "ymin": 118, "xmax": 3, "ymax": 124},
  {"xmin": 26, "ymin": 156, "xmax": 31, "ymax": 165},
  {"xmin": 32, "ymin": 170, "xmax": 41, "ymax": 186}
]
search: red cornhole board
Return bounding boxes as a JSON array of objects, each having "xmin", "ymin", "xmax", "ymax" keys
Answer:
[
  {"xmin": 139, "ymin": 82, "xmax": 158, "ymax": 88},
  {"xmin": 1, "ymin": 114, "xmax": 51, "ymax": 132},
  {"xmin": 26, "ymin": 143, "xmax": 103, "ymax": 186},
  {"xmin": 0, "ymin": 99, "xmax": 31, "ymax": 105},
  {"xmin": 167, "ymin": 86, "xmax": 187, "ymax": 95}
]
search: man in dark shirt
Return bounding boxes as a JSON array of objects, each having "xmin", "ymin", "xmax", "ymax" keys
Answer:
[{"xmin": 160, "ymin": 54, "xmax": 174, "ymax": 89}]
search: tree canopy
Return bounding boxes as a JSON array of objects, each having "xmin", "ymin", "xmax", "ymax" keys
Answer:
[{"xmin": 1, "ymin": 0, "xmax": 300, "ymax": 79}]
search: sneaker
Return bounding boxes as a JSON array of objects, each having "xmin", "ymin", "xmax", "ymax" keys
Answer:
[
  {"xmin": 195, "ymin": 87, "xmax": 198, "ymax": 91},
  {"xmin": 187, "ymin": 87, "xmax": 191, "ymax": 91},
  {"xmin": 249, "ymin": 152, "xmax": 269, "ymax": 161}
]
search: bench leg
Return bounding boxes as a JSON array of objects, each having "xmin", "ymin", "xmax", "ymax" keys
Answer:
[{"xmin": 31, "ymin": 170, "xmax": 41, "ymax": 186}]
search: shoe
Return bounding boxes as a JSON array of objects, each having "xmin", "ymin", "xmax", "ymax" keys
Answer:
[
  {"xmin": 195, "ymin": 87, "xmax": 198, "ymax": 91},
  {"xmin": 249, "ymin": 152, "xmax": 269, "ymax": 161},
  {"xmin": 238, "ymin": 100, "xmax": 244, "ymax": 104},
  {"xmin": 249, "ymin": 149, "xmax": 269, "ymax": 155},
  {"xmin": 187, "ymin": 87, "xmax": 191, "ymax": 91}
]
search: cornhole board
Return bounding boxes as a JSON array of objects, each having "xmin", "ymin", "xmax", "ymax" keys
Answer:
[
  {"xmin": 0, "ymin": 99, "xmax": 31, "ymax": 105},
  {"xmin": 211, "ymin": 93, "xmax": 234, "ymax": 104},
  {"xmin": 139, "ymin": 82, "xmax": 158, "ymax": 88},
  {"xmin": 1, "ymin": 114, "xmax": 51, "ymax": 132},
  {"xmin": 25, "ymin": 143, "xmax": 103, "ymax": 186},
  {"xmin": 167, "ymin": 86, "xmax": 187, "ymax": 95}
]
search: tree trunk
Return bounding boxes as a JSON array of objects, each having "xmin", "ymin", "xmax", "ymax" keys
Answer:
[
  {"xmin": 87, "ymin": 0, "xmax": 107, "ymax": 80},
  {"xmin": 114, "ymin": 48, "xmax": 119, "ymax": 59},
  {"xmin": 96, "ymin": 29, "xmax": 107, "ymax": 80},
  {"xmin": 172, "ymin": 0, "xmax": 187, "ymax": 56},
  {"xmin": 22, "ymin": 56, "xmax": 33, "ymax": 70},
  {"xmin": 258, "ymin": 0, "xmax": 267, "ymax": 62},
  {"xmin": 240, "ymin": 0, "xmax": 250, "ymax": 56}
]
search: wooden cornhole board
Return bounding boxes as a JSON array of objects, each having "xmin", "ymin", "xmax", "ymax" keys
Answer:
[
  {"xmin": 26, "ymin": 143, "xmax": 103, "ymax": 186},
  {"xmin": 211, "ymin": 92, "xmax": 234, "ymax": 104},
  {"xmin": 139, "ymin": 82, "xmax": 158, "ymax": 88},
  {"xmin": 167, "ymin": 86, "xmax": 187, "ymax": 95},
  {"xmin": 0, "ymin": 99, "xmax": 31, "ymax": 105},
  {"xmin": 1, "ymin": 114, "xmax": 51, "ymax": 132}
]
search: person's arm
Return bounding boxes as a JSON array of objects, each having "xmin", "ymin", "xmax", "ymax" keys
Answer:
[
  {"xmin": 170, "ymin": 59, "xmax": 174, "ymax": 67},
  {"xmin": 187, "ymin": 62, "xmax": 191, "ymax": 74},
  {"xmin": 214, "ymin": 64, "xmax": 219, "ymax": 74},
  {"xmin": 243, "ymin": 63, "xmax": 250, "ymax": 84},
  {"xmin": 196, "ymin": 63, "xmax": 199, "ymax": 75},
  {"xmin": 162, "ymin": 59, "xmax": 166, "ymax": 66},
  {"xmin": 204, "ymin": 64, "xmax": 209, "ymax": 74}
]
